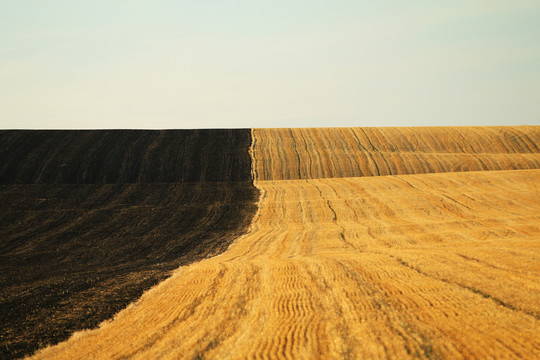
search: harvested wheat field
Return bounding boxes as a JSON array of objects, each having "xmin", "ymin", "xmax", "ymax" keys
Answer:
[{"xmin": 18, "ymin": 127, "xmax": 540, "ymax": 359}]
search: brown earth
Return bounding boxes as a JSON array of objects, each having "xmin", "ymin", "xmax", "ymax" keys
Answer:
[
  {"xmin": 30, "ymin": 126, "xmax": 540, "ymax": 359},
  {"xmin": 0, "ymin": 130, "xmax": 258, "ymax": 359},
  {"xmin": 0, "ymin": 129, "xmax": 252, "ymax": 184}
]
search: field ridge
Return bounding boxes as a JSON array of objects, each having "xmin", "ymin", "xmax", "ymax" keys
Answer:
[{"xmin": 254, "ymin": 126, "xmax": 540, "ymax": 180}]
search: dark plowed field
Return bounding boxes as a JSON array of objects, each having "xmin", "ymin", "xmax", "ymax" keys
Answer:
[
  {"xmin": 0, "ymin": 130, "xmax": 259, "ymax": 359},
  {"xmin": 0, "ymin": 130, "xmax": 252, "ymax": 184}
]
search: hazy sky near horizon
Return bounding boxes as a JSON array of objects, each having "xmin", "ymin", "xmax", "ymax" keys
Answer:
[{"xmin": 1, "ymin": 1, "xmax": 539, "ymax": 129}]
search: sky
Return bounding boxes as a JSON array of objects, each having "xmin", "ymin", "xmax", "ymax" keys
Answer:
[{"xmin": 1, "ymin": 1, "xmax": 539, "ymax": 129}]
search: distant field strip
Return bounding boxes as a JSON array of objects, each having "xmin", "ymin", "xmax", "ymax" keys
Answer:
[
  {"xmin": 254, "ymin": 127, "xmax": 540, "ymax": 180},
  {"xmin": 32, "ymin": 127, "xmax": 540, "ymax": 359}
]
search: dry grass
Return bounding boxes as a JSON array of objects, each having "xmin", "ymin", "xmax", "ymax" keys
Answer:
[
  {"xmin": 253, "ymin": 127, "xmax": 540, "ymax": 180},
  {"xmin": 30, "ymin": 127, "xmax": 540, "ymax": 359}
]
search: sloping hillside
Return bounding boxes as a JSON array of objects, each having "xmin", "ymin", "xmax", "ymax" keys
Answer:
[
  {"xmin": 253, "ymin": 127, "xmax": 540, "ymax": 180},
  {"xmin": 30, "ymin": 126, "xmax": 540, "ymax": 359},
  {"xmin": 0, "ymin": 130, "xmax": 259, "ymax": 359}
]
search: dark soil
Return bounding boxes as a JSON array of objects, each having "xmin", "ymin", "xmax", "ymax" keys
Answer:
[
  {"xmin": 0, "ymin": 130, "xmax": 252, "ymax": 184},
  {"xmin": 0, "ymin": 130, "xmax": 259, "ymax": 359}
]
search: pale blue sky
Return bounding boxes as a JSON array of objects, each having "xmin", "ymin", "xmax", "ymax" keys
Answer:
[{"xmin": 1, "ymin": 1, "xmax": 539, "ymax": 129}]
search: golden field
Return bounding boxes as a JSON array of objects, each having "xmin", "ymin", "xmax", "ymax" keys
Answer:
[
  {"xmin": 31, "ymin": 127, "xmax": 540, "ymax": 359},
  {"xmin": 253, "ymin": 127, "xmax": 540, "ymax": 180}
]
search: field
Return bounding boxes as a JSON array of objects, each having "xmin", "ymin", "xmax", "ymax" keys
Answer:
[
  {"xmin": 0, "ymin": 130, "xmax": 258, "ymax": 359},
  {"xmin": 1, "ymin": 127, "xmax": 539, "ymax": 359}
]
